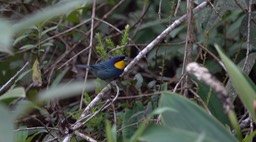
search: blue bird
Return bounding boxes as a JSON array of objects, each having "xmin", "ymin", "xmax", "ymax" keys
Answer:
[{"xmin": 77, "ymin": 55, "xmax": 127, "ymax": 81}]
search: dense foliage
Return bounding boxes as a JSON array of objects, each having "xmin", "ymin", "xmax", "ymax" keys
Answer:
[{"xmin": 0, "ymin": 0, "xmax": 256, "ymax": 142}]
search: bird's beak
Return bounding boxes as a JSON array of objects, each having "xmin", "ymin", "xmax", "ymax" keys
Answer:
[{"xmin": 124, "ymin": 57, "xmax": 129, "ymax": 62}]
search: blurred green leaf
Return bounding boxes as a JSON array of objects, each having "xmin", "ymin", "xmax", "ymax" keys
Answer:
[
  {"xmin": 140, "ymin": 125, "xmax": 217, "ymax": 142},
  {"xmin": 160, "ymin": 92, "xmax": 238, "ymax": 142},
  {"xmin": 106, "ymin": 120, "xmax": 117, "ymax": 142},
  {"xmin": 160, "ymin": 82, "xmax": 168, "ymax": 91},
  {"xmin": 226, "ymin": 52, "xmax": 256, "ymax": 102},
  {"xmin": 197, "ymin": 82, "xmax": 230, "ymax": 125},
  {"xmin": 38, "ymin": 80, "xmax": 96, "ymax": 101},
  {"xmin": 0, "ymin": 104, "xmax": 15, "ymax": 142},
  {"xmin": 134, "ymin": 73, "xmax": 143, "ymax": 90},
  {"xmin": 40, "ymin": 25, "xmax": 58, "ymax": 37},
  {"xmin": 13, "ymin": 34, "xmax": 29, "ymax": 46},
  {"xmin": 243, "ymin": 130, "xmax": 256, "ymax": 142},
  {"xmin": 19, "ymin": 44, "xmax": 36, "ymax": 50},
  {"xmin": 15, "ymin": 127, "xmax": 28, "ymax": 142},
  {"xmin": 215, "ymin": 44, "xmax": 256, "ymax": 122},
  {"xmin": 12, "ymin": 0, "xmax": 91, "ymax": 33},
  {"xmin": 122, "ymin": 101, "xmax": 145, "ymax": 140},
  {"xmin": 41, "ymin": 42, "xmax": 53, "ymax": 47},
  {"xmin": 51, "ymin": 68, "xmax": 69, "ymax": 87},
  {"xmin": 0, "ymin": 87, "xmax": 25, "ymax": 101},
  {"xmin": 0, "ymin": 18, "xmax": 14, "ymax": 54},
  {"xmin": 13, "ymin": 100, "xmax": 36, "ymax": 119}
]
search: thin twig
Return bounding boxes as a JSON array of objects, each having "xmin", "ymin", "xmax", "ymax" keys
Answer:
[
  {"xmin": 62, "ymin": 134, "xmax": 73, "ymax": 142},
  {"xmin": 0, "ymin": 61, "xmax": 29, "ymax": 92},
  {"xmin": 243, "ymin": 0, "xmax": 252, "ymax": 70},
  {"xmin": 158, "ymin": 0, "xmax": 162, "ymax": 21},
  {"xmin": 80, "ymin": 0, "xmax": 96, "ymax": 110},
  {"xmin": 195, "ymin": 42, "xmax": 225, "ymax": 69},
  {"xmin": 74, "ymin": 130, "xmax": 97, "ymax": 142},
  {"xmin": 15, "ymin": 126, "xmax": 58, "ymax": 131},
  {"xmin": 189, "ymin": 89, "xmax": 212, "ymax": 116},
  {"xmin": 181, "ymin": 0, "xmax": 193, "ymax": 96},
  {"xmin": 173, "ymin": 73, "xmax": 187, "ymax": 93},
  {"xmin": 73, "ymin": 81, "xmax": 120, "ymax": 130},
  {"xmin": 174, "ymin": 0, "xmax": 181, "ymax": 16}
]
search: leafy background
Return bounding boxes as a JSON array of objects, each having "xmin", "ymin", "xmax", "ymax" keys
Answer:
[{"xmin": 0, "ymin": 0, "xmax": 256, "ymax": 141}]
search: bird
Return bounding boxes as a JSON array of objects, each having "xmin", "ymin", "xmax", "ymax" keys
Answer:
[{"xmin": 76, "ymin": 54, "xmax": 128, "ymax": 81}]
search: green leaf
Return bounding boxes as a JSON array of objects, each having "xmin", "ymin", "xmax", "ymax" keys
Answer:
[
  {"xmin": 243, "ymin": 130, "xmax": 256, "ymax": 142},
  {"xmin": 41, "ymin": 42, "xmax": 54, "ymax": 47},
  {"xmin": 122, "ymin": 101, "xmax": 145, "ymax": 140},
  {"xmin": 0, "ymin": 104, "xmax": 15, "ymax": 142},
  {"xmin": 19, "ymin": 44, "xmax": 36, "ymax": 50},
  {"xmin": 215, "ymin": 44, "xmax": 256, "ymax": 122},
  {"xmin": 159, "ymin": 92, "xmax": 238, "ymax": 142},
  {"xmin": 15, "ymin": 127, "xmax": 28, "ymax": 142},
  {"xmin": 197, "ymin": 82, "xmax": 230, "ymax": 125},
  {"xmin": 51, "ymin": 68, "xmax": 69, "ymax": 87},
  {"xmin": 40, "ymin": 25, "xmax": 58, "ymax": 37},
  {"xmin": 38, "ymin": 80, "xmax": 96, "ymax": 101},
  {"xmin": 140, "ymin": 125, "xmax": 218, "ymax": 142},
  {"xmin": 105, "ymin": 120, "xmax": 116, "ymax": 142},
  {"xmin": 13, "ymin": 34, "xmax": 29, "ymax": 46},
  {"xmin": 13, "ymin": 100, "xmax": 36, "ymax": 119},
  {"xmin": 225, "ymin": 52, "xmax": 256, "ymax": 102},
  {"xmin": 0, "ymin": 87, "xmax": 26, "ymax": 101}
]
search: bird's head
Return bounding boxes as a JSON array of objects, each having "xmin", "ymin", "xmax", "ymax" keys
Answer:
[{"xmin": 111, "ymin": 54, "xmax": 128, "ymax": 70}]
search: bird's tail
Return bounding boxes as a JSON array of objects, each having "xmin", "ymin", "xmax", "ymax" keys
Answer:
[{"xmin": 76, "ymin": 64, "xmax": 90, "ymax": 69}]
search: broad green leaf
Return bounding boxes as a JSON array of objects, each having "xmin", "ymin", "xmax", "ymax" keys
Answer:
[
  {"xmin": 140, "ymin": 125, "xmax": 218, "ymax": 142},
  {"xmin": 38, "ymin": 80, "xmax": 96, "ymax": 101},
  {"xmin": 160, "ymin": 92, "xmax": 238, "ymax": 142},
  {"xmin": 0, "ymin": 87, "xmax": 26, "ymax": 101},
  {"xmin": 0, "ymin": 104, "xmax": 15, "ymax": 142},
  {"xmin": 225, "ymin": 52, "xmax": 256, "ymax": 102},
  {"xmin": 197, "ymin": 82, "xmax": 230, "ymax": 125},
  {"xmin": 215, "ymin": 44, "xmax": 256, "ymax": 122}
]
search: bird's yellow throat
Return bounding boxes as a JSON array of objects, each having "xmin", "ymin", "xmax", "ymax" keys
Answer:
[{"xmin": 114, "ymin": 60, "xmax": 126, "ymax": 70}]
